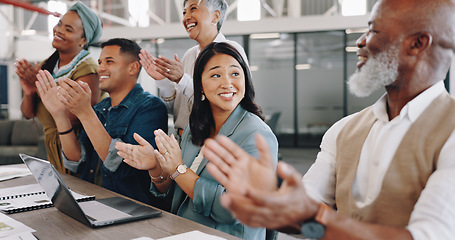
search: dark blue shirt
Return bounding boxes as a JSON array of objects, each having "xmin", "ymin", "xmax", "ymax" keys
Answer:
[{"xmin": 75, "ymin": 84, "xmax": 169, "ymax": 209}]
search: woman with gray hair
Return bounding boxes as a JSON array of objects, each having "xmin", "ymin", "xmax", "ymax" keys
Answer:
[{"xmin": 140, "ymin": 0, "xmax": 248, "ymax": 138}]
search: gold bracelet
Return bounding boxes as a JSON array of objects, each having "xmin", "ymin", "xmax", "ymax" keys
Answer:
[{"xmin": 161, "ymin": 90, "xmax": 176, "ymax": 101}]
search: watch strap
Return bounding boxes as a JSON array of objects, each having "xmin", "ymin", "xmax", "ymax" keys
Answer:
[
  {"xmin": 170, "ymin": 164, "xmax": 187, "ymax": 180},
  {"xmin": 170, "ymin": 169, "xmax": 179, "ymax": 180}
]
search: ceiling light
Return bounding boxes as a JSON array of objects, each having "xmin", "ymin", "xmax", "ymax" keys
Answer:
[
  {"xmin": 237, "ymin": 0, "xmax": 261, "ymax": 21},
  {"xmin": 296, "ymin": 64, "xmax": 311, "ymax": 70},
  {"xmin": 250, "ymin": 33, "xmax": 281, "ymax": 39}
]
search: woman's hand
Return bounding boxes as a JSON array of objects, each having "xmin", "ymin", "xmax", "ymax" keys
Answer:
[
  {"xmin": 35, "ymin": 70, "xmax": 68, "ymax": 118},
  {"xmin": 154, "ymin": 54, "xmax": 184, "ymax": 83},
  {"xmin": 139, "ymin": 49, "xmax": 166, "ymax": 80},
  {"xmin": 16, "ymin": 59, "xmax": 40, "ymax": 95},
  {"xmin": 154, "ymin": 129, "xmax": 183, "ymax": 174},
  {"xmin": 116, "ymin": 133, "xmax": 159, "ymax": 170}
]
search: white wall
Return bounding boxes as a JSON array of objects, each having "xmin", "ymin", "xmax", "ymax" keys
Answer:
[
  {"xmin": 0, "ymin": 5, "xmax": 14, "ymax": 60},
  {"xmin": 451, "ymin": 57, "xmax": 455, "ymax": 96}
]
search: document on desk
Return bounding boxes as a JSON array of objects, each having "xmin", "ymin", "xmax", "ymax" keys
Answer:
[
  {"xmin": 0, "ymin": 183, "xmax": 95, "ymax": 214},
  {"xmin": 132, "ymin": 230, "xmax": 226, "ymax": 240},
  {"xmin": 0, "ymin": 212, "xmax": 35, "ymax": 239},
  {"xmin": 0, "ymin": 166, "xmax": 31, "ymax": 182}
]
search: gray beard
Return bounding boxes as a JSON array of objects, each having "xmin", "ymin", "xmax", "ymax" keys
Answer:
[{"xmin": 347, "ymin": 46, "xmax": 399, "ymax": 97}]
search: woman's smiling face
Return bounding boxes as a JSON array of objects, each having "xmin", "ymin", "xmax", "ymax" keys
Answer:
[{"xmin": 201, "ymin": 53, "xmax": 245, "ymax": 116}]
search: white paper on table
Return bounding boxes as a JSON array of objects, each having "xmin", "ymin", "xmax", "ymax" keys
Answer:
[
  {"xmin": 131, "ymin": 230, "xmax": 228, "ymax": 240},
  {"xmin": 0, "ymin": 231, "xmax": 37, "ymax": 240},
  {"xmin": 158, "ymin": 230, "xmax": 226, "ymax": 240},
  {"xmin": 0, "ymin": 167, "xmax": 31, "ymax": 182},
  {"xmin": 0, "ymin": 212, "xmax": 35, "ymax": 238}
]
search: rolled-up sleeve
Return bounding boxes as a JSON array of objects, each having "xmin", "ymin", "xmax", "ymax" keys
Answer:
[
  {"xmin": 102, "ymin": 138, "xmax": 125, "ymax": 172},
  {"xmin": 62, "ymin": 142, "xmax": 86, "ymax": 173}
]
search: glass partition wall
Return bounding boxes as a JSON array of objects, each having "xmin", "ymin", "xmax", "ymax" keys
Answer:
[{"xmin": 139, "ymin": 30, "xmax": 444, "ymax": 147}]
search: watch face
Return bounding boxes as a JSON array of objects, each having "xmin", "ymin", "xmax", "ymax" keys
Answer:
[
  {"xmin": 301, "ymin": 221, "xmax": 325, "ymax": 239},
  {"xmin": 177, "ymin": 164, "xmax": 187, "ymax": 173}
]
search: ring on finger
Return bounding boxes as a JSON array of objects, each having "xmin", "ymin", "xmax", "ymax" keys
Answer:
[
  {"xmin": 164, "ymin": 152, "xmax": 169, "ymax": 155},
  {"xmin": 166, "ymin": 68, "xmax": 170, "ymax": 73}
]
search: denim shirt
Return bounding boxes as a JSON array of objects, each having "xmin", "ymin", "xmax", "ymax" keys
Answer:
[
  {"xmin": 67, "ymin": 84, "xmax": 169, "ymax": 208},
  {"xmin": 150, "ymin": 105, "xmax": 279, "ymax": 239}
]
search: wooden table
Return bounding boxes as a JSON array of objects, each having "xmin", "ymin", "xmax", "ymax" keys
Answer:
[{"xmin": 1, "ymin": 165, "xmax": 240, "ymax": 240}]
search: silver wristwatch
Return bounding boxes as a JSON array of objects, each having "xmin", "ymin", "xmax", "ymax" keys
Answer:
[{"xmin": 170, "ymin": 164, "xmax": 187, "ymax": 180}]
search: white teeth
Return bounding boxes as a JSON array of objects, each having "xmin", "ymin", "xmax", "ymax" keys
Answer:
[
  {"xmin": 100, "ymin": 76, "xmax": 109, "ymax": 79},
  {"xmin": 358, "ymin": 56, "xmax": 367, "ymax": 61},
  {"xmin": 54, "ymin": 35, "xmax": 63, "ymax": 40},
  {"xmin": 187, "ymin": 23, "xmax": 196, "ymax": 29},
  {"xmin": 220, "ymin": 93, "xmax": 234, "ymax": 98}
]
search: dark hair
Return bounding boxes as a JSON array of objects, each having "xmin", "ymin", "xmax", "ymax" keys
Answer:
[
  {"xmin": 101, "ymin": 38, "xmax": 142, "ymax": 71},
  {"xmin": 189, "ymin": 42, "xmax": 264, "ymax": 146}
]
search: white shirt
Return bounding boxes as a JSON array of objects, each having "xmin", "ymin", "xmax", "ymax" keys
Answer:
[
  {"xmin": 156, "ymin": 32, "xmax": 249, "ymax": 99},
  {"xmin": 303, "ymin": 81, "xmax": 455, "ymax": 240}
]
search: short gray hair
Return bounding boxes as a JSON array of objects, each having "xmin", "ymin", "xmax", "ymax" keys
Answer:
[{"xmin": 183, "ymin": 0, "xmax": 228, "ymax": 31}]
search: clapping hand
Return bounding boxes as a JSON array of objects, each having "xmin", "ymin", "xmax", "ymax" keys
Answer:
[
  {"xmin": 16, "ymin": 59, "xmax": 40, "ymax": 95},
  {"xmin": 56, "ymin": 78, "xmax": 92, "ymax": 118},
  {"xmin": 139, "ymin": 50, "xmax": 184, "ymax": 83},
  {"xmin": 153, "ymin": 129, "xmax": 183, "ymax": 174},
  {"xmin": 116, "ymin": 133, "xmax": 159, "ymax": 170},
  {"xmin": 35, "ymin": 70, "xmax": 68, "ymax": 118}
]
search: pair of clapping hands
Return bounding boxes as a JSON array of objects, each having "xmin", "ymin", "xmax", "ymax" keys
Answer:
[
  {"xmin": 139, "ymin": 50, "xmax": 184, "ymax": 83},
  {"xmin": 116, "ymin": 130, "xmax": 183, "ymax": 178},
  {"xmin": 118, "ymin": 131, "xmax": 316, "ymax": 232},
  {"xmin": 34, "ymin": 70, "xmax": 92, "ymax": 119}
]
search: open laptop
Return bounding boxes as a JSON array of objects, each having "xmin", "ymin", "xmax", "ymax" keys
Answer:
[{"xmin": 19, "ymin": 153, "xmax": 161, "ymax": 228}]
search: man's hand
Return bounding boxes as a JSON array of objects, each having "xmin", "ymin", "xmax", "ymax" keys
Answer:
[
  {"xmin": 57, "ymin": 78, "xmax": 93, "ymax": 118},
  {"xmin": 115, "ymin": 133, "xmax": 159, "ymax": 170},
  {"xmin": 203, "ymin": 134, "xmax": 319, "ymax": 230},
  {"xmin": 35, "ymin": 70, "xmax": 68, "ymax": 119},
  {"xmin": 223, "ymin": 161, "xmax": 318, "ymax": 230},
  {"xmin": 204, "ymin": 134, "xmax": 277, "ymax": 195}
]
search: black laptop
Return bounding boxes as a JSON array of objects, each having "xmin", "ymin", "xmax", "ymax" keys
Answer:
[{"xmin": 19, "ymin": 153, "xmax": 161, "ymax": 228}]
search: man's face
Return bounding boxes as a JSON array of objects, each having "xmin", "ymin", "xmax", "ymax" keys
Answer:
[
  {"xmin": 348, "ymin": 1, "xmax": 403, "ymax": 97},
  {"xmin": 97, "ymin": 45, "xmax": 132, "ymax": 93}
]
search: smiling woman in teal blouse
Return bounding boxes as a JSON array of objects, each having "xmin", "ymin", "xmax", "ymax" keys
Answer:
[{"xmin": 116, "ymin": 42, "xmax": 278, "ymax": 239}]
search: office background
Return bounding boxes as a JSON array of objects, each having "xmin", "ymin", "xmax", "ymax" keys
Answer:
[{"xmin": 0, "ymin": 0, "xmax": 454, "ymax": 148}]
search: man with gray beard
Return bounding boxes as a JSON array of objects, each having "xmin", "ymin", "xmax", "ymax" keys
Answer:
[{"xmin": 202, "ymin": 0, "xmax": 455, "ymax": 239}]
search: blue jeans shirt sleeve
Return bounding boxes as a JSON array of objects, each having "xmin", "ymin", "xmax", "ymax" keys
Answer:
[
  {"xmin": 103, "ymin": 138, "xmax": 124, "ymax": 172},
  {"xmin": 62, "ymin": 142, "xmax": 86, "ymax": 173}
]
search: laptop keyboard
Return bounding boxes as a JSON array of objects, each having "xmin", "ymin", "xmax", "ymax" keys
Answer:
[{"xmin": 79, "ymin": 201, "xmax": 132, "ymax": 222}]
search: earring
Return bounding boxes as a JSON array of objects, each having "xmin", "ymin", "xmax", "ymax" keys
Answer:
[
  {"xmin": 201, "ymin": 93, "xmax": 206, "ymax": 101},
  {"xmin": 211, "ymin": 22, "xmax": 216, "ymax": 26}
]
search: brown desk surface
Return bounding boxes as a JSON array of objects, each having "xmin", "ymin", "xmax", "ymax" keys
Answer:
[{"xmin": 1, "ymin": 165, "xmax": 240, "ymax": 240}]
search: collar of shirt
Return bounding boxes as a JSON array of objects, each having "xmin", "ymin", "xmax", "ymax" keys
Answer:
[
  {"xmin": 197, "ymin": 32, "xmax": 226, "ymax": 52},
  {"xmin": 95, "ymin": 83, "xmax": 143, "ymax": 112},
  {"xmin": 372, "ymin": 80, "xmax": 445, "ymax": 123}
]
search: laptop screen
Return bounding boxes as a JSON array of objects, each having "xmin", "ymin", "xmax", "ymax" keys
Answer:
[{"xmin": 20, "ymin": 154, "xmax": 91, "ymax": 225}]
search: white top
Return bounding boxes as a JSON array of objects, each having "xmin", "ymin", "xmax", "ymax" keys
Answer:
[
  {"xmin": 156, "ymin": 32, "xmax": 249, "ymax": 100},
  {"xmin": 303, "ymin": 81, "xmax": 455, "ymax": 240},
  {"xmin": 189, "ymin": 147, "xmax": 204, "ymax": 173}
]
